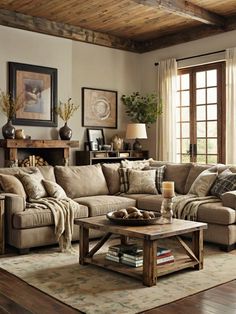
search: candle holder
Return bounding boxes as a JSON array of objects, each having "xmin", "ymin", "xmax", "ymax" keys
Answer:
[
  {"xmin": 160, "ymin": 197, "xmax": 173, "ymax": 224},
  {"xmin": 159, "ymin": 181, "xmax": 175, "ymax": 224}
]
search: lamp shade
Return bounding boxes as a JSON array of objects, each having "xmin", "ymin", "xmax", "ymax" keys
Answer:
[{"xmin": 126, "ymin": 123, "xmax": 147, "ymax": 139}]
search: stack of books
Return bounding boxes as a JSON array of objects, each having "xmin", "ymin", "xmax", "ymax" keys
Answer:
[
  {"xmin": 105, "ymin": 244, "xmax": 122, "ymax": 263},
  {"xmin": 157, "ymin": 247, "xmax": 175, "ymax": 266},
  {"xmin": 105, "ymin": 244, "xmax": 174, "ymax": 267},
  {"xmin": 120, "ymin": 247, "xmax": 143, "ymax": 267}
]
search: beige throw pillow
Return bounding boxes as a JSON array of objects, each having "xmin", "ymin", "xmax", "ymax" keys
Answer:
[
  {"xmin": 127, "ymin": 169, "xmax": 158, "ymax": 194},
  {"xmin": 188, "ymin": 169, "xmax": 218, "ymax": 197},
  {"xmin": 0, "ymin": 174, "xmax": 26, "ymax": 198},
  {"xmin": 43, "ymin": 180, "xmax": 67, "ymax": 199},
  {"xmin": 17, "ymin": 168, "xmax": 47, "ymax": 199},
  {"xmin": 102, "ymin": 163, "xmax": 121, "ymax": 195}
]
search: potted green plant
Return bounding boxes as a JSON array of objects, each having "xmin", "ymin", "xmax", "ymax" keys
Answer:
[
  {"xmin": 0, "ymin": 91, "xmax": 23, "ymax": 139},
  {"xmin": 56, "ymin": 98, "xmax": 79, "ymax": 140},
  {"xmin": 121, "ymin": 92, "xmax": 162, "ymax": 126}
]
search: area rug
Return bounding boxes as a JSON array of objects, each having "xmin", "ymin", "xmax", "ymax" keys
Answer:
[{"xmin": 0, "ymin": 239, "xmax": 236, "ymax": 314}]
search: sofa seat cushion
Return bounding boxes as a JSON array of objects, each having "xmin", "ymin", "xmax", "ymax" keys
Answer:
[
  {"xmin": 137, "ymin": 195, "xmax": 164, "ymax": 212},
  {"xmin": 121, "ymin": 193, "xmax": 153, "ymax": 200},
  {"xmin": 13, "ymin": 204, "xmax": 89, "ymax": 229},
  {"xmin": 74, "ymin": 195, "xmax": 136, "ymax": 217},
  {"xmin": 197, "ymin": 202, "xmax": 236, "ymax": 225}
]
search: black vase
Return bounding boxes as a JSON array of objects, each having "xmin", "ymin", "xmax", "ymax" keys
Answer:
[
  {"xmin": 2, "ymin": 119, "xmax": 15, "ymax": 139},
  {"xmin": 59, "ymin": 122, "xmax": 72, "ymax": 140}
]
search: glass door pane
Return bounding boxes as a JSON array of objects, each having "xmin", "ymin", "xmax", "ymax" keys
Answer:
[{"xmin": 177, "ymin": 62, "xmax": 225, "ymax": 164}]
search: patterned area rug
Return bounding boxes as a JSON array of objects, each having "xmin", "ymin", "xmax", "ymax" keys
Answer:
[{"xmin": 0, "ymin": 239, "xmax": 236, "ymax": 314}]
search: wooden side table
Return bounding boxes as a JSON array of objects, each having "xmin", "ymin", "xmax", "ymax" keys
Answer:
[{"xmin": 0, "ymin": 196, "xmax": 5, "ymax": 254}]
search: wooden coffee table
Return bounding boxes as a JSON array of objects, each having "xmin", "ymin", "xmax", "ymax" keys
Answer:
[{"xmin": 75, "ymin": 216, "xmax": 207, "ymax": 287}]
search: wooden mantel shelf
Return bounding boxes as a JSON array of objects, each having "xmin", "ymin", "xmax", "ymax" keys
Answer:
[
  {"xmin": 0, "ymin": 139, "xmax": 79, "ymax": 167},
  {"xmin": 0, "ymin": 139, "xmax": 79, "ymax": 148}
]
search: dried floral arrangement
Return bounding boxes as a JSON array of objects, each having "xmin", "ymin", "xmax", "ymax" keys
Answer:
[
  {"xmin": 0, "ymin": 91, "xmax": 24, "ymax": 120},
  {"xmin": 56, "ymin": 98, "xmax": 79, "ymax": 122}
]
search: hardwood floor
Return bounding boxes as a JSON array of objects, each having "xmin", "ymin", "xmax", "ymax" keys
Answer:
[
  {"xmin": 0, "ymin": 267, "xmax": 235, "ymax": 314},
  {"xmin": 141, "ymin": 280, "xmax": 236, "ymax": 314}
]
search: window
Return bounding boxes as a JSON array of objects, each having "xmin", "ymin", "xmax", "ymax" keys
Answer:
[{"xmin": 176, "ymin": 62, "xmax": 225, "ymax": 164}]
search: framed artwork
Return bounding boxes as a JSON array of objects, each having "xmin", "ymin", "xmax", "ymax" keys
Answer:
[
  {"xmin": 82, "ymin": 87, "xmax": 117, "ymax": 128},
  {"xmin": 9, "ymin": 62, "xmax": 58, "ymax": 127},
  {"xmin": 87, "ymin": 128, "xmax": 105, "ymax": 151}
]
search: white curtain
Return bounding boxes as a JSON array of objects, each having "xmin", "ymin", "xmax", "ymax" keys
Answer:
[
  {"xmin": 157, "ymin": 58, "xmax": 178, "ymax": 161},
  {"xmin": 226, "ymin": 48, "xmax": 236, "ymax": 164}
]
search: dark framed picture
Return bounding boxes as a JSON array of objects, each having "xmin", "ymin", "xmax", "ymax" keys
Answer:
[
  {"xmin": 9, "ymin": 62, "xmax": 58, "ymax": 127},
  {"xmin": 87, "ymin": 128, "xmax": 105, "ymax": 151},
  {"xmin": 82, "ymin": 87, "xmax": 117, "ymax": 128}
]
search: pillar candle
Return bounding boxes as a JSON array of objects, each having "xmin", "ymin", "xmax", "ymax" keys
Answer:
[{"xmin": 162, "ymin": 181, "xmax": 175, "ymax": 198}]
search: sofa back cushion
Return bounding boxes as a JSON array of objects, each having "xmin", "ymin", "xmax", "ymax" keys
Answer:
[
  {"xmin": 102, "ymin": 163, "xmax": 120, "ymax": 195},
  {"xmin": 54, "ymin": 164, "xmax": 109, "ymax": 198},
  {"xmin": 164, "ymin": 163, "xmax": 191, "ymax": 194},
  {"xmin": 36, "ymin": 166, "xmax": 56, "ymax": 182}
]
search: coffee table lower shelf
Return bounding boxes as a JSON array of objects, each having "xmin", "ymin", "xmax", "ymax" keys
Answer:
[{"xmin": 84, "ymin": 253, "xmax": 199, "ymax": 280}]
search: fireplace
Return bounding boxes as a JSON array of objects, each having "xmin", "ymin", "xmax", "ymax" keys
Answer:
[{"xmin": 0, "ymin": 139, "xmax": 79, "ymax": 167}]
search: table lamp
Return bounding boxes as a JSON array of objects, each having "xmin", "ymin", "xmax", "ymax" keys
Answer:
[{"xmin": 126, "ymin": 123, "xmax": 147, "ymax": 151}]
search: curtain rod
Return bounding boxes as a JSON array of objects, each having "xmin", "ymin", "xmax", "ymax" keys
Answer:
[{"xmin": 154, "ymin": 50, "xmax": 226, "ymax": 66}]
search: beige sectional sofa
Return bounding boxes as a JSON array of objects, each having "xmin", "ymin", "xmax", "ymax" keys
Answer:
[{"xmin": 1, "ymin": 161, "xmax": 236, "ymax": 253}]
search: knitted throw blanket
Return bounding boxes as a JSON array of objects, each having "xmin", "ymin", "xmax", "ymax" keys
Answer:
[
  {"xmin": 26, "ymin": 197, "xmax": 80, "ymax": 252},
  {"xmin": 172, "ymin": 194, "xmax": 221, "ymax": 221}
]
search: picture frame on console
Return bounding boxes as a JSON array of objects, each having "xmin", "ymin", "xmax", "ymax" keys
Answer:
[
  {"xmin": 82, "ymin": 87, "xmax": 117, "ymax": 128},
  {"xmin": 87, "ymin": 128, "xmax": 105, "ymax": 151},
  {"xmin": 9, "ymin": 62, "xmax": 58, "ymax": 127}
]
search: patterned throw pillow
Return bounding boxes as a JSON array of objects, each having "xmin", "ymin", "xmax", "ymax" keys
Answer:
[
  {"xmin": 42, "ymin": 180, "xmax": 67, "ymax": 199},
  {"xmin": 17, "ymin": 168, "xmax": 47, "ymax": 199},
  {"xmin": 121, "ymin": 159, "xmax": 150, "ymax": 170},
  {"xmin": 211, "ymin": 169, "xmax": 236, "ymax": 198},
  {"xmin": 127, "ymin": 169, "xmax": 158, "ymax": 194},
  {"xmin": 119, "ymin": 168, "xmax": 129, "ymax": 193}
]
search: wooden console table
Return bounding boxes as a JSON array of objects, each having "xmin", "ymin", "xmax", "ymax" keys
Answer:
[
  {"xmin": 76, "ymin": 150, "xmax": 149, "ymax": 165},
  {"xmin": 0, "ymin": 139, "xmax": 79, "ymax": 167}
]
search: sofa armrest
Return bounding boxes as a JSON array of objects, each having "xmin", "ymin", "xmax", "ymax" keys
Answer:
[
  {"xmin": 1, "ymin": 193, "xmax": 26, "ymax": 214},
  {"xmin": 221, "ymin": 191, "xmax": 236, "ymax": 210}
]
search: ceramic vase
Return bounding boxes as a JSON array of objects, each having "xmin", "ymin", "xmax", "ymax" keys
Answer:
[
  {"xmin": 2, "ymin": 119, "xmax": 15, "ymax": 139},
  {"xmin": 59, "ymin": 122, "xmax": 72, "ymax": 140}
]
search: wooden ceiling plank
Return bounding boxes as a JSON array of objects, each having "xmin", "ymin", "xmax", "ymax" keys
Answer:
[
  {"xmin": 133, "ymin": 0, "xmax": 225, "ymax": 25},
  {"xmin": 138, "ymin": 14, "xmax": 236, "ymax": 52},
  {"xmin": 0, "ymin": 8, "xmax": 138, "ymax": 52}
]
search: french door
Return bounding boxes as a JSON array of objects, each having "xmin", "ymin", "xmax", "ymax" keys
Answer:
[{"xmin": 176, "ymin": 62, "xmax": 225, "ymax": 164}]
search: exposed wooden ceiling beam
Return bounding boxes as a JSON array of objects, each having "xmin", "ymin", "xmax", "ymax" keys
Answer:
[
  {"xmin": 138, "ymin": 15, "xmax": 236, "ymax": 52},
  {"xmin": 133, "ymin": 0, "xmax": 225, "ymax": 26},
  {"xmin": 0, "ymin": 9, "xmax": 138, "ymax": 52}
]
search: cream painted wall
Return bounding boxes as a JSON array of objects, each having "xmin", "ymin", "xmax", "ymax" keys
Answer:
[
  {"xmin": 140, "ymin": 30, "xmax": 236, "ymax": 158},
  {"xmin": 1, "ymin": 24, "xmax": 236, "ymax": 165},
  {"xmin": 71, "ymin": 41, "xmax": 141, "ymax": 163},
  {"xmin": 0, "ymin": 25, "xmax": 141, "ymax": 166}
]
